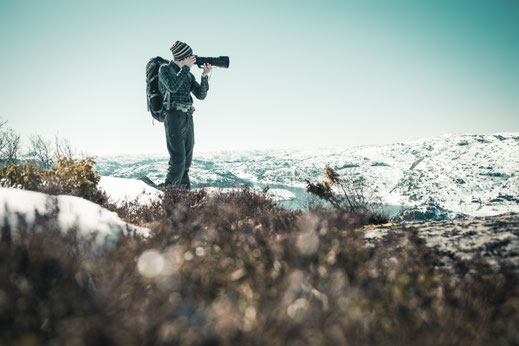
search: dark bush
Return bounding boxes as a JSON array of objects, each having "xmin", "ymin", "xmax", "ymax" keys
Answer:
[{"xmin": 1, "ymin": 185, "xmax": 518, "ymax": 345}]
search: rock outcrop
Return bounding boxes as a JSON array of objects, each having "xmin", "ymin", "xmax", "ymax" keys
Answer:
[{"xmin": 365, "ymin": 213, "xmax": 519, "ymax": 274}]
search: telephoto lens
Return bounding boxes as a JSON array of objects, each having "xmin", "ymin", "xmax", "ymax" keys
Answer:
[{"xmin": 194, "ymin": 56, "xmax": 230, "ymax": 68}]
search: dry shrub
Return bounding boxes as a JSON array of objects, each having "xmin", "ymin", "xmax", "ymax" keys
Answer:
[
  {"xmin": 1, "ymin": 186, "xmax": 518, "ymax": 345},
  {"xmin": 161, "ymin": 185, "xmax": 300, "ymax": 236},
  {"xmin": 306, "ymin": 166, "xmax": 388, "ymax": 224},
  {"xmin": 101, "ymin": 195, "xmax": 163, "ymax": 227}
]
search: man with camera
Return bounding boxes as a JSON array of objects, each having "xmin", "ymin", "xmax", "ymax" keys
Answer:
[{"xmin": 158, "ymin": 41, "xmax": 212, "ymax": 190}]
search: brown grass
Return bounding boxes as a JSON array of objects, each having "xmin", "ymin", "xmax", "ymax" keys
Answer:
[{"xmin": 0, "ymin": 184, "xmax": 517, "ymax": 345}]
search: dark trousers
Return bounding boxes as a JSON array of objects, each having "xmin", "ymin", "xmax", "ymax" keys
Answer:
[{"xmin": 164, "ymin": 109, "xmax": 194, "ymax": 189}]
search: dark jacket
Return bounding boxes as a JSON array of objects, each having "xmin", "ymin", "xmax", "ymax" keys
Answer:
[{"xmin": 158, "ymin": 61, "xmax": 209, "ymax": 111}]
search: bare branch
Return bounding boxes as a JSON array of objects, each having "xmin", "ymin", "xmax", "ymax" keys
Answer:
[
  {"xmin": 0, "ymin": 120, "xmax": 21, "ymax": 166},
  {"xmin": 29, "ymin": 134, "xmax": 55, "ymax": 169},
  {"xmin": 0, "ymin": 119, "xmax": 7, "ymax": 153},
  {"xmin": 0, "ymin": 128, "xmax": 21, "ymax": 165},
  {"xmin": 55, "ymin": 134, "xmax": 75, "ymax": 159}
]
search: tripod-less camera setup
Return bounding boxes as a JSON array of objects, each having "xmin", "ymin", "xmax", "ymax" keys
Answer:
[{"xmin": 193, "ymin": 56, "xmax": 230, "ymax": 69}]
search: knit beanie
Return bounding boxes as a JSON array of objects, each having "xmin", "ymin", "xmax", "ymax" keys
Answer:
[{"xmin": 170, "ymin": 41, "xmax": 193, "ymax": 61}]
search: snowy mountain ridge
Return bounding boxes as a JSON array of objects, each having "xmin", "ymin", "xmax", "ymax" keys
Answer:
[{"xmin": 95, "ymin": 132, "xmax": 519, "ymax": 220}]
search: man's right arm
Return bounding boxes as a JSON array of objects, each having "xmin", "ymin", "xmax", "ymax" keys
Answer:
[{"xmin": 159, "ymin": 65, "xmax": 192, "ymax": 94}]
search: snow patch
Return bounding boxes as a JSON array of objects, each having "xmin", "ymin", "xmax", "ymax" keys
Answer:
[
  {"xmin": 0, "ymin": 187, "xmax": 150, "ymax": 247},
  {"xmin": 98, "ymin": 176, "xmax": 163, "ymax": 207}
]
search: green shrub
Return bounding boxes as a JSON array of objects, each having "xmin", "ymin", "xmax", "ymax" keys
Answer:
[
  {"xmin": 0, "ymin": 162, "xmax": 44, "ymax": 191},
  {"xmin": 0, "ymin": 157, "xmax": 100, "ymax": 200},
  {"xmin": 48, "ymin": 156, "xmax": 100, "ymax": 199}
]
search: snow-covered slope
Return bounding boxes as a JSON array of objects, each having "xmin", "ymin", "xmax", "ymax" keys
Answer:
[
  {"xmin": 0, "ymin": 187, "xmax": 150, "ymax": 247},
  {"xmin": 95, "ymin": 133, "xmax": 519, "ymax": 219},
  {"xmin": 98, "ymin": 176, "xmax": 163, "ymax": 207}
]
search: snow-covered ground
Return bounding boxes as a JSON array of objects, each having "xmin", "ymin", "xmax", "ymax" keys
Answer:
[
  {"xmin": 0, "ymin": 187, "xmax": 150, "ymax": 248},
  {"xmin": 97, "ymin": 176, "xmax": 296, "ymax": 206},
  {"xmin": 98, "ymin": 176, "xmax": 163, "ymax": 206},
  {"xmin": 0, "ymin": 177, "xmax": 296, "ymax": 248}
]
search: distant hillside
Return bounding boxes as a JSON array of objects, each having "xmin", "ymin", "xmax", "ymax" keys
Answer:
[{"xmin": 95, "ymin": 132, "xmax": 519, "ymax": 220}]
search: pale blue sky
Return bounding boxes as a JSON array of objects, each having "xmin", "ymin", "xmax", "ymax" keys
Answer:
[{"xmin": 1, "ymin": 0, "xmax": 518, "ymax": 155}]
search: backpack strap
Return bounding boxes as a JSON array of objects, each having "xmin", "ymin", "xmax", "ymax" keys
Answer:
[
  {"xmin": 158, "ymin": 65, "xmax": 173, "ymax": 111},
  {"xmin": 163, "ymin": 90, "xmax": 171, "ymax": 110}
]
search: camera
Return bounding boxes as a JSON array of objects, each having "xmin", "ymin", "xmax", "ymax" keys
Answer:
[{"xmin": 194, "ymin": 56, "xmax": 230, "ymax": 69}]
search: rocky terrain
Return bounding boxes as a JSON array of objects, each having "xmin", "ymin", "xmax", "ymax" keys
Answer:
[{"xmin": 365, "ymin": 213, "xmax": 519, "ymax": 274}]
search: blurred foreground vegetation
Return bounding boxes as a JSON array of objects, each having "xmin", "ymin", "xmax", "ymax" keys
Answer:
[{"xmin": 1, "ymin": 159, "xmax": 518, "ymax": 345}]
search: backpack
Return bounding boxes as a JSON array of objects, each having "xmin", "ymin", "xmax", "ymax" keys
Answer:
[{"xmin": 145, "ymin": 56, "xmax": 170, "ymax": 122}]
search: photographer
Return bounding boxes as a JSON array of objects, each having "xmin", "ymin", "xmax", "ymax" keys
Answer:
[{"xmin": 158, "ymin": 41, "xmax": 211, "ymax": 189}]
